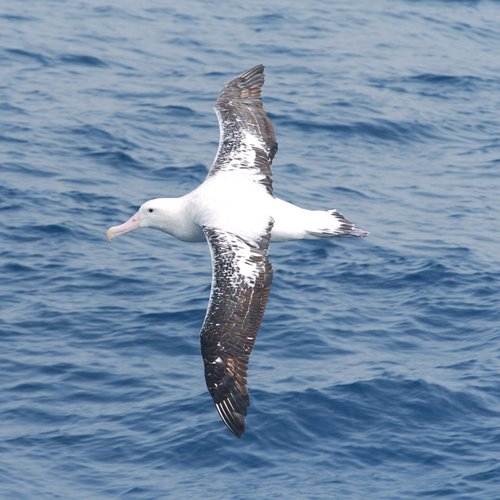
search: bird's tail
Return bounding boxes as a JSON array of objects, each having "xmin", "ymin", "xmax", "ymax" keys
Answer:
[{"xmin": 306, "ymin": 210, "xmax": 369, "ymax": 238}]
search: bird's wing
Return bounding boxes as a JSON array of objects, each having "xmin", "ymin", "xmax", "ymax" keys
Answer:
[
  {"xmin": 200, "ymin": 219, "xmax": 273, "ymax": 437},
  {"xmin": 208, "ymin": 65, "xmax": 278, "ymax": 195}
]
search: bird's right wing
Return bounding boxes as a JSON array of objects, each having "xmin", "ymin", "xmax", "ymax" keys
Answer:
[{"xmin": 208, "ymin": 65, "xmax": 278, "ymax": 195}]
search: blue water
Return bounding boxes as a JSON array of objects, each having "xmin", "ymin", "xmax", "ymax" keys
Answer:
[{"xmin": 1, "ymin": 0, "xmax": 500, "ymax": 498}]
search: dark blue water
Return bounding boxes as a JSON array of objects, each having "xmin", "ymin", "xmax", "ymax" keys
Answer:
[{"xmin": 2, "ymin": 1, "xmax": 500, "ymax": 498}]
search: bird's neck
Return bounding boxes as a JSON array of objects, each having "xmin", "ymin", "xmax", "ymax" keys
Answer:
[{"xmin": 152, "ymin": 197, "xmax": 204, "ymax": 242}]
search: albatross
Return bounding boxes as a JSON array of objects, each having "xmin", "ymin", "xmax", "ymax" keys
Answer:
[{"xmin": 106, "ymin": 65, "xmax": 368, "ymax": 438}]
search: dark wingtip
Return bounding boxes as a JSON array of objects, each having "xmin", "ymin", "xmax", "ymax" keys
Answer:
[
  {"xmin": 221, "ymin": 65, "xmax": 266, "ymax": 99},
  {"xmin": 231, "ymin": 424, "xmax": 244, "ymax": 439},
  {"xmin": 239, "ymin": 64, "xmax": 264, "ymax": 79},
  {"xmin": 215, "ymin": 401, "xmax": 246, "ymax": 438}
]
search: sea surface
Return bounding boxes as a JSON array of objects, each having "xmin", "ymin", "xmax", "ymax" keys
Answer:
[{"xmin": 1, "ymin": 1, "xmax": 500, "ymax": 498}]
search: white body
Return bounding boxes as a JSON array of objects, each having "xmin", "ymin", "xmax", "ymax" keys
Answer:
[{"xmin": 123, "ymin": 170, "xmax": 357, "ymax": 244}]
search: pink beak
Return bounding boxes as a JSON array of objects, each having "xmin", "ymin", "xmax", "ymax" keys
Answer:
[{"xmin": 106, "ymin": 211, "xmax": 141, "ymax": 241}]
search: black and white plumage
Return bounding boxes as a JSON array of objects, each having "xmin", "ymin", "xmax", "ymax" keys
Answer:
[
  {"xmin": 201, "ymin": 220, "xmax": 273, "ymax": 437},
  {"xmin": 106, "ymin": 65, "xmax": 368, "ymax": 438},
  {"xmin": 209, "ymin": 65, "xmax": 277, "ymax": 195}
]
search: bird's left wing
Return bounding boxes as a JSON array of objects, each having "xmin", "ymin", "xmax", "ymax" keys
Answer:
[{"xmin": 200, "ymin": 219, "xmax": 273, "ymax": 437}]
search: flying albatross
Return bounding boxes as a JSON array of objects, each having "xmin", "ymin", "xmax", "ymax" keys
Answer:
[{"xmin": 106, "ymin": 65, "xmax": 368, "ymax": 438}]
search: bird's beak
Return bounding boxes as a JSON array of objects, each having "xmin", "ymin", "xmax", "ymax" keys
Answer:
[{"xmin": 106, "ymin": 211, "xmax": 141, "ymax": 241}]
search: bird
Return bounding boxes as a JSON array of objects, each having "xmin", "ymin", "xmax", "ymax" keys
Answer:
[{"xmin": 106, "ymin": 65, "xmax": 368, "ymax": 438}]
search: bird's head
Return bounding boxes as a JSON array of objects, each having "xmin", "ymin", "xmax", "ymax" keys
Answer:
[{"xmin": 106, "ymin": 198, "xmax": 175, "ymax": 241}]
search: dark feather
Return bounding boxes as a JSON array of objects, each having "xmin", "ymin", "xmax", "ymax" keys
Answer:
[
  {"xmin": 200, "ymin": 220, "xmax": 273, "ymax": 437},
  {"xmin": 208, "ymin": 65, "xmax": 277, "ymax": 195}
]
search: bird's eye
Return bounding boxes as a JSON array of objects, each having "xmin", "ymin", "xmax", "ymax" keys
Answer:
[{"xmin": 148, "ymin": 208, "xmax": 154, "ymax": 213}]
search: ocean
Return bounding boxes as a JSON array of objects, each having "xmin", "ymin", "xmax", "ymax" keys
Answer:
[{"xmin": 1, "ymin": 0, "xmax": 499, "ymax": 498}]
